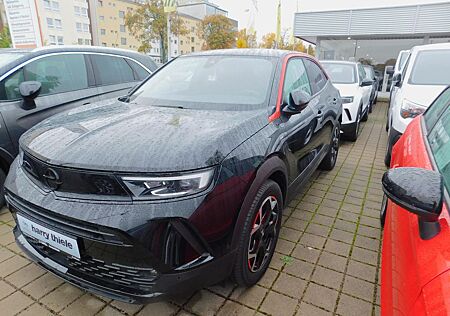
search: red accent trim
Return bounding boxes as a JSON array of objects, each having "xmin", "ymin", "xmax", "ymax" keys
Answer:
[{"xmin": 269, "ymin": 53, "xmax": 326, "ymax": 123}]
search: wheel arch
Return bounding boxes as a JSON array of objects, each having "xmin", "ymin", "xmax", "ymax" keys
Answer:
[
  {"xmin": 0, "ymin": 148, "xmax": 14, "ymax": 175},
  {"xmin": 230, "ymin": 154, "xmax": 288, "ymax": 250}
]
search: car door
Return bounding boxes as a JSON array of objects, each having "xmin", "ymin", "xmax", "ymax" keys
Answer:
[
  {"xmin": 0, "ymin": 53, "xmax": 99, "ymax": 156},
  {"xmin": 304, "ymin": 58, "xmax": 336, "ymax": 150},
  {"xmin": 90, "ymin": 54, "xmax": 148, "ymax": 101},
  {"xmin": 280, "ymin": 58, "xmax": 322, "ymax": 192}
]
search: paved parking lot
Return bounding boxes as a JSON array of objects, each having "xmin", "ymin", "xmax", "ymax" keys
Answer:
[{"xmin": 0, "ymin": 103, "xmax": 388, "ymax": 316}]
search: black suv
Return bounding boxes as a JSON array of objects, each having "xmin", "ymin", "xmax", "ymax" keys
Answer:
[
  {"xmin": 5, "ymin": 49, "xmax": 342, "ymax": 303},
  {"xmin": 0, "ymin": 46, "xmax": 157, "ymax": 203}
]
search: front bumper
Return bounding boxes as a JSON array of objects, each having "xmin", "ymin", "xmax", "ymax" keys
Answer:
[{"xmin": 4, "ymin": 159, "xmax": 242, "ymax": 303}]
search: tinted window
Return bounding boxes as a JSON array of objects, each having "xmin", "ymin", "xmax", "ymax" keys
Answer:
[
  {"xmin": 427, "ymin": 105, "xmax": 450, "ymax": 193},
  {"xmin": 304, "ymin": 59, "xmax": 327, "ymax": 94},
  {"xmin": 0, "ymin": 54, "xmax": 88, "ymax": 100},
  {"xmin": 322, "ymin": 63, "xmax": 356, "ymax": 84},
  {"xmin": 358, "ymin": 64, "xmax": 366, "ymax": 82},
  {"xmin": 91, "ymin": 55, "xmax": 135, "ymax": 85},
  {"xmin": 363, "ymin": 66, "xmax": 375, "ymax": 80},
  {"xmin": 127, "ymin": 59, "xmax": 150, "ymax": 80},
  {"xmin": 283, "ymin": 59, "xmax": 312, "ymax": 102},
  {"xmin": 425, "ymin": 88, "xmax": 450, "ymax": 131},
  {"xmin": 398, "ymin": 51, "xmax": 409, "ymax": 72},
  {"xmin": 131, "ymin": 55, "xmax": 276, "ymax": 108},
  {"xmin": 409, "ymin": 50, "xmax": 450, "ymax": 85}
]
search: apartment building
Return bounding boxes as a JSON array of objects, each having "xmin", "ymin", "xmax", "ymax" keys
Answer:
[
  {"xmin": 177, "ymin": 13, "xmax": 202, "ymax": 55},
  {"xmin": 89, "ymin": 0, "xmax": 141, "ymax": 50},
  {"xmin": 0, "ymin": 0, "xmax": 7, "ymax": 30}
]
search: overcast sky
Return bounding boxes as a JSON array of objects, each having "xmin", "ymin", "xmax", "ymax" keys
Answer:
[{"xmin": 212, "ymin": 0, "xmax": 449, "ymax": 39}]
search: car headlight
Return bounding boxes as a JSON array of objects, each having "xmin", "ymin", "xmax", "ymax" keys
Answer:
[
  {"xmin": 341, "ymin": 96, "xmax": 354, "ymax": 104},
  {"xmin": 400, "ymin": 99, "xmax": 427, "ymax": 119},
  {"xmin": 121, "ymin": 168, "xmax": 214, "ymax": 199}
]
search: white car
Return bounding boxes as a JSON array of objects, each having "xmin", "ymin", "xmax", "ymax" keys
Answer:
[
  {"xmin": 322, "ymin": 61, "xmax": 373, "ymax": 141},
  {"xmin": 386, "ymin": 43, "xmax": 450, "ymax": 166}
]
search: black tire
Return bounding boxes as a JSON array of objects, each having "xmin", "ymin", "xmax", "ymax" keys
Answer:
[
  {"xmin": 0, "ymin": 169, "xmax": 5, "ymax": 207},
  {"xmin": 380, "ymin": 194, "xmax": 388, "ymax": 227},
  {"xmin": 361, "ymin": 106, "xmax": 369, "ymax": 122},
  {"xmin": 347, "ymin": 107, "xmax": 361, "ymax": 142},
  {"xmin": 319, "ymin": 123, "xmax": 340, "ymax": 171},
  {"xmin": 384, "ymin": 129, "xmax": 394, "ymax": 167},
  {"xmin": 369, "ymin": 100, "xmax": 373, "ymax": 113},
  {"xmin": 232, "ymin": 180, "xmax": 283, "ymax": 287}
]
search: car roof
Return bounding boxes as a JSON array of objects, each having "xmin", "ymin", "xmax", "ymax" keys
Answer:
[
  {"xmin": 411, "ymin": 43, "xmax": 450, "ymax": 53},
  {"xmin": 185, "ymin": 48, "xmax": 302, "ymax": 59},
  {"xmin": 0, "ymin": 45, "xmax": 158, "ymax": 76},
  {"xmin": 321, "ymin": 60, "xmax": 358, "ymax": 65}
]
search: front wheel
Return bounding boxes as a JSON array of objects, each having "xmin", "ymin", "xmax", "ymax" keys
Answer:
[
  {"xmin": 361, "ymin": 105, "xmax": 369, "ymax": 122},
  {"xmin": 232, "ymin": 180, "xmax": 283, "ymax": 286},
  {"xmin": 319, "ymin": 123, "xmax": 340, "ymax": 171}
]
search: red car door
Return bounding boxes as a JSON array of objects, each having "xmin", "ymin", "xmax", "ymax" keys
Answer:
[{"xmin": 382, "ymin": 87, "xmax": 450, "ymax": 315}]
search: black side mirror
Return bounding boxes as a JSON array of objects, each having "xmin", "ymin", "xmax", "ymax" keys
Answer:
[
  {"xmin": 19, "ymin": 81, "xmax": 41, "ymax": 110},
  {"xmin": 386, "ymin": 66, "xmax": 394, "ymax": 75},
  {"xmin": 382, "ymin": 167, "xmax": 444, "ymax": 240},
  {"xmin": 360, "ymin": 79, "xmax": 373, "ymax": 87},
  {"xmin": 282, "ymin": 90, "xmax": 311, "ymax": 115},
  {"xmin": 392, "ymin": 73, "xmax": 402, "ymax": 87}
]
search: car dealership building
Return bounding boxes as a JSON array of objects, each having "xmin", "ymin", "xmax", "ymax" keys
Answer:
[{"xmin": 293, "ymin": 1, "xmax": 450, "ymax": 92}]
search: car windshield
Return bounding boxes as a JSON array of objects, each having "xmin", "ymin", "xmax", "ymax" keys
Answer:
[
  {"xmin": 322, "ymin": 63, "xmax": 356, "ymax": 84},
  {"xmin": 0, "ymin": 53, "xmax": 27, "ymax": 69},
  {"xmin": 130, "ymin": 55, "xmax": 277, "ymax": 109},
  {"xmin": 409, "ymin": 50, "xmax": 450, "ymax": 85}
]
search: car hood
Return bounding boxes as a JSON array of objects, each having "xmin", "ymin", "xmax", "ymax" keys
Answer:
[
  {"xmin": 332, "ymin": 83, "xmax": 359, "ymax": 97},
  {"xmin": 20, "ymin": 100, "xmax": 269, "ymax": 172},
  {"xmin": 401, "ymin": 84, "xmax": 447, "ymax": 107}
]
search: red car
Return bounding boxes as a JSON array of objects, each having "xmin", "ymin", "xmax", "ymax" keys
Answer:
[{"xmin": 381, "ymin": 86, "xmax": 450, "ymax": 315}]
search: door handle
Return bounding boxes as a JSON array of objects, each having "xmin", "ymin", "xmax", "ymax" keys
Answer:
[{"xmin": 82, "ymin": 102, "xmax": 90, "ymax": 106}]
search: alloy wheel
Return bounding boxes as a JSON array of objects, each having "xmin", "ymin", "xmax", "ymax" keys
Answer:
[
  {"xmin": 330, "ymin": 126, "xmax": 340, "ymax": 165},
  {"xmin": 247, "ymin": 196, "xmax": 279, "ymax": 273}
]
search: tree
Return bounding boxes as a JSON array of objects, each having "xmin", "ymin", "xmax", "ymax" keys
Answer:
[
  {"xmin": 260, "ymin": 33, "xmax": 276, "ymax": 49},
  {"xmin": 125, "ymin": 0, "xmax": 186, "ymax": 62},
  {"xmin": 236, "ymin": 28, "xmax": 257, "ymax": 48},
  {"xmin": 0, "ymin": 27, "xmax": 11, "ymax": 48},
  {"xmin": 198, "ymin": 14, "xmax": 236, "ymax": 50},
  {"xmin": 307, "ymin": 45, "xmax": 316, "ymax": 57}
]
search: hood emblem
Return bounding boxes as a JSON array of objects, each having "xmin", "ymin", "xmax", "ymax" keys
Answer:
[{"xmin": 42, "ymin": 168, "xmax": 62, "ymax": 191}]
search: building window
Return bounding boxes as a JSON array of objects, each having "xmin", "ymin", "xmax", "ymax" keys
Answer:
[
  {"xmin": 49, "ymin": 35, "xmax": 56, "ymax": 45},
  {"xmin": 100, "ymin": 29, "xmax": 106, "ymax": 35},
  {"xmin": 120, "ymin": 25, "xmax": 125, "ymax": 32},
  {"xmin": 99, "ymin": 16, "xmax": 104, "ymax": 21},
  {"xmin": 121, "ymin": 37, "xmax": 127, "ymax": 45},
  {"xmin": 44, "ymin": 0, "xmax": 51, "ymax": 10},
  {"xmin": 102, "ymin": 42, "xmax": 107, "ymax": 47},
  {"xmin": 54, "ymin": 19, "xmax": 62, "ymax": 29},
  {"xmin": 57, "ymin": 36, "xmax": 64, "ymax": 45},
  {"xmin": 180, "ymin": 40, "xmax": 183, "ymax": 45},
  {"xmin": 174, "ymin": 50, "xmax": 177, "ymax": 55},
  {"xmin": 191, "ymin": 46, "xmax": 195, "ymax": 52},
  {"xmin": 98, "ymin": 0, "xmax": 103, "ymax": 6},
  {"xmin": 191, "ymin": 27, "xmax": 195, "ymax": 32},
  {"xmin": 74, "ymin": 6, "xmax": 80, "ymax": 15},
  {"xmin": 83, "ymin": 23, "xmax": 89, "ymax": 32},
  {"xmin": 74, "ymin": 6, "xmax": 88, "ymax": 17},
  {"xmin": 76, "ymin": 22, "xmax": 82, "ymax": 32},
  {"xmin": 84, "ymin": 39, "xmax": 91, "ymax": 45},
  {"xmin": 78, "ymin": 38, "xmax": 83, "ymax": 45},
  {"xmin": 52, "ymin": 1, "xmax": 59, "ymax": 11},
  {"xmin": 81, "ymin": 7, "xmax": 88, "ymax": 17},
  {"xmin": 191, "ymin": 37, "xmax": 194, "ymax": 43},
  {"xmin": 174, "ymin": 39, "xmax": 177, "ymax": 44},
  {"xmin": 46, "ymin": 18, "xmax": 54, "ymax": 28},
  {"xmin": 119, "ymin": 10, "xmax": 125, "ymax": 18}
]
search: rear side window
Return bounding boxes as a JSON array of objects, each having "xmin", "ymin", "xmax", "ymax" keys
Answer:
[
  {"xmin": 358, "ymin": 64, "xmax": 366, "ymax": 82},
  {"xmin": 0, "ymin": 54, "xmax": 88, "ymax": 101},
  {"xmin": 283, "ymin": 58, "xmax": 312, "ymax": 102},
  {"xmin": 127, "ymin": 59, "xmax": 150, "ymax": 80},
  {"xmin": 427, "ymin": 105, "xmax": 450, "ymax": 193},
  {"xmin": 304, "ymin": 59, "xmax": 327, "ymax": 94},
  {"xmin": 91, "ymin": 55, "xmax": 135, "ymax": 85}
]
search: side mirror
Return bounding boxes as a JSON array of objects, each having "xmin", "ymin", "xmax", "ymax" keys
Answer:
[
  {"xmin": 282, "ymin": 90, "xmax": 311, "ymax": 115},
  {"xmin": 19, "ymin": 81, "xmax": 41, "ymax": 110},
  {"xmin": 392, "ymin": 73, "xmax": 402, "ymax": 87},
  {"xmin": 360, "ymin": 79, "xmax": 373, "ymax": 87},
  {"xmin": 386, "ymin": 66, "xmax": 394, "ymax": 75},
  {"xmin": 382, "ymin": 167, "xmax": 444, "ymax": 240}
]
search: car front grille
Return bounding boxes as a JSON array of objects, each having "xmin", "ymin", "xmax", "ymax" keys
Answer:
[{"xmin": 22, "ymin": 151, "xmax": 129, "ymax": 198}]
